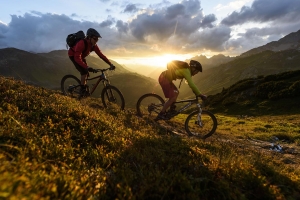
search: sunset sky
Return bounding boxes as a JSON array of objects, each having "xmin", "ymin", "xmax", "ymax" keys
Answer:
[{"xmin": 1, "ymin": 0, "xmax": 300, "ymax": 69}]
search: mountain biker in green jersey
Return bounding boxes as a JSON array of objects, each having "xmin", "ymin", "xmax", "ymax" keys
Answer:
[{"xmin": 156, "ymin": 60, "xmax": 207, "ymax": 120}]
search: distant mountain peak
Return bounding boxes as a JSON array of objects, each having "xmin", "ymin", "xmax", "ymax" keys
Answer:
[
  {"xmin": 240, "ymin": 29, "xmax": 300, "ymax": 58},
  {"xmin": 188, "ymin": 53, "xmax": 235, "ymax": 70}
]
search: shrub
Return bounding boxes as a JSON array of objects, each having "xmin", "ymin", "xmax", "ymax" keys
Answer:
[
  {"xmin": 256, "ymin": 81, "xmax": 289, "ymax": 99},
  {"xmin": 228, "ymin": 80, "xmax": 256, "ymax": 93},
  {"xmin": 289, "ymin": 80, "xmax": 300, "ymax": 96}
]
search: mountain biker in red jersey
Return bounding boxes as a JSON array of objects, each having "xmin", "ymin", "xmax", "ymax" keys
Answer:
[
  {"xmin": 156, "ymin": 60, "xmax": 207, "ymax": 120},
  {"xmin": 68, "ymin": 28, "xmax": 115, "ymax": 94}
]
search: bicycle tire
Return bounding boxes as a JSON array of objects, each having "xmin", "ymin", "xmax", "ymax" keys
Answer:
[
  {"xmin": 136, "ymin": 93, "xmax": 165, "ymax": 120},
  {"xmin": 101, "ymin": 85, "xmax": 125, "ymax": 110},
  {"xmin": 61, "ymin": 75, "xmax": 81, "ymax": 98},
  {"xmin": 185, "ymin": 110, "xmax": 217, "ymax": 139}
]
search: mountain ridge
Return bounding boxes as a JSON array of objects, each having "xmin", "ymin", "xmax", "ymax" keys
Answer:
[
  {"xmin": 1, "ymin": 29, "xmax": 300, "ymax": 106},
  {"xmin": 178, "ymin": 48, "xmax": 300, "ymax": 98},
  {"xmin": 240, "ymin": 29, "xmax": 300, "ymax": 57},
  {"xmin": 0, "ymin": 47, "xmax": 162, "ymax": 107}
]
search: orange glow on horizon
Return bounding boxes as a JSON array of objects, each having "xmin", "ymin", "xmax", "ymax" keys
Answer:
[{"xmin": 113, "ymin": 53, "xmax": 193, "ymax": 68}]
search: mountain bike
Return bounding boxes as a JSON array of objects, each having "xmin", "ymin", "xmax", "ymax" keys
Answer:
[
  {"xmin": 61, "ymin": 67, "xmax": 125, "ymax": 110},
  {"xmin": 136, "ymin": 93, "xmax": 217, "ymax": 139}
]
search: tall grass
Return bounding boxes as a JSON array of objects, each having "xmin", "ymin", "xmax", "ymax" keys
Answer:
[{"xmin": 0, "ymin": 77, "xmax": 299, "ymax": 199}]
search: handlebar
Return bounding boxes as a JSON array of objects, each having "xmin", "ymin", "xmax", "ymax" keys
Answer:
[
  {"xmin": 94, "ymin": 67, "xmax": 113, "ymax": 73},
  {"xmin": 193, "ymin": 95, "xmax": 207, "ymax": 103}
]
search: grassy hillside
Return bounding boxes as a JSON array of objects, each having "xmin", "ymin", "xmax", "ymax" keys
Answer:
[
  {"xmin": 1, "ymin": 76, "xmax": 300, "ymax": 199},
  {"xmin": 109, "ymin": 73, "xmax": 163, "ymax": 107},
  {"xmin": 206, "ymin": 70, "xmax": 300, "ymax": 115}
]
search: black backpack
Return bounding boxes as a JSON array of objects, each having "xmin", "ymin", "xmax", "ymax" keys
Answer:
[
  {"xmin": 66, "ymin": 30, "xmax": 94, "ymax": 53},
  {"xmin": 66, "ymin": 30, "xmax": 86, "ymax": 48}
]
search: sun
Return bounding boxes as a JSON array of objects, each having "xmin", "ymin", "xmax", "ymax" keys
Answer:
[
  {"xmin": 112, "ymin": 53, "xmax": 193, "ymax": 69},
  {"xmin": 150, "ymin": 54, "xmax": 180, "ymax": 67},
  {"xmin": 142, "ymin": 54, "xmax": 193, "ymax": 67}
]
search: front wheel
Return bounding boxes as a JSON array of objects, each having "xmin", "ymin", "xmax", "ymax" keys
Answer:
[
  {"xmin": 136, "ymin": 93, "xmax": 165, "ymax": 120},
  {"xmin": 101, "ymin": 85, "xmax": 125, "ymax": 110},
  {"xmin": 61, "ymin": 75, "xmax": 81, "ymax": 98},
  {"xmin": 185, "ymin": 110, "xmax": 217, "ymax": 139}
]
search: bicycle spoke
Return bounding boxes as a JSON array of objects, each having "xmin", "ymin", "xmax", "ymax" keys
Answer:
[
  {"xmin": 61, "ymin": 72, "xmax": 125, "ymax": 109},
  {"xmin": 101, "ymin": 85, "xmax": 125, "ymax": 110},
  {"xmin": 185, "ymin": 110, "xmax": 217, "ymax": 139},
  {"xmin": 136, "ymin": 94, "xmax": 165, "ymax": 120},
  {"xmin": 61, "ymin": 75, "xmax": 81, "ymax": 98}
]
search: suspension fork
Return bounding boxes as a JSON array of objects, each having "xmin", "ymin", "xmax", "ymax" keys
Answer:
[
  {"xmin": 196, "ymin": 103, "xmax": 203, "ymax": 126},
  {"xmin": 103, "ymin": 81, "xmax": 115, "ymax": 101},
  {"xmin": 196, "ymin": 103, "xmax": 202, "ymax": 113}
]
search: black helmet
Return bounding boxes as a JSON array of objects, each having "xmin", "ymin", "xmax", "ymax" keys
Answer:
[
  {"xmin": 189, "ymin": 60, "xmax": 202, "ymax": 72},
  {"xmin": 86, "ymin": 28, "xmax": 102, "ymax": 38}
]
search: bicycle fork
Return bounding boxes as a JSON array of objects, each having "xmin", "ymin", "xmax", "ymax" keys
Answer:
[
  {"xmin": 195, "ymin": 103, "xmax": 203, "ymax": 127},
  {"xmin": 105, "ymin": 87, "xmax": 116, "ymax": 102}
]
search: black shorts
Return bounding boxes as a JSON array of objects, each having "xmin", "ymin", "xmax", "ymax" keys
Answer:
[{"xmin": 69, "ymin": 56, "xmax": 88, "ymax": 75}]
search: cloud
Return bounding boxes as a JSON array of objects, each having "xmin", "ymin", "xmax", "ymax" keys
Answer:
[
  {"xmin": 217, "ymin": 0, "xmax": 300, "ymax": 54},
  {"xmin": 198, "ymin": 26, "xmax": 231, "ymax": 50},
  {"xmin": 123, "ymin": 4, "xmax": 138, "ymax": 13},
  {"xmin": 221, "ymin": 0, "xmax": 300, "ymax": 26},
  {"xmin": 0, "ymin": 12, "xmax": 119, "ymax": 53},
  {"xmin": 165, "ymin": 4, "xmax": 185, "ymax": 19},
  {"xmin": 224, "ymin": 20, "xmax": 300, "ymax": 54},
  {"xmin": 0, "ymin": 1, "xmax": 216, "ymax": 54},
  {"xmin": 214, "ymin": 0, "xmax": 251, "ymax": 12},
  {"xmin": 128, "ymin": 0, "xmax": 215, "ymax": 42},
  {"xmin": 0, "ymin": 0, "xmax": 299, "ymax": 58},
  {"xmin": 179, "ymin": 25, "xmax": 231, "ymax": 52},
  {"xmin": 100, "ymin": 17, "xmax": 115, "ymax": 27},
  {"xmin": 116, "ymin": 20, "xmax": 129, "ymax": 34},
  {"xmin": 0, "ymin": 21, "xmax": 8, "ymax": 46},
  {"xmin": 201, "ymin": 14, "xmax": 217, "ymax": 28}
]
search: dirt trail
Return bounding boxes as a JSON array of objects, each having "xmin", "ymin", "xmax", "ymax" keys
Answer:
[{"xmin": 157, "ymin": 120, "xmax": 300, "ymax": 167}]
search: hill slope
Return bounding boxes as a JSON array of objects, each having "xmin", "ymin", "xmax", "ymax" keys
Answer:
[
  {"xmin": 1, "ymin": 29, "xmax": 300, "ymax": 104},
  {"xmin": 0, "ymin": 48, "xmax": 162, "ymax": 108},
  {"xmin": 178, "ymin": 49, "xmax": 300, "ymax": 98},
  {"xmin": 241, "ymin": 29, "xmax": 300, "ymax": 57},
  {"xmin": 205, "ymin": 69, "xmax": 300, "ymax": 115},
  {"xmin": 0, "ymin": 76, "xmax": 299, "ymax": 199}
]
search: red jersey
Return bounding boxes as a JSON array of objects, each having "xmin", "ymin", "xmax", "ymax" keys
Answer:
[{"xmin": 68, "ymin": 39, "xmax": 111, "ymax": 68}]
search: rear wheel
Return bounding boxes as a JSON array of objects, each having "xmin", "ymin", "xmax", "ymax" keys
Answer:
[
  {"xmin": 185, "ymin": 110, "xmax": 217, "ymax": 139},
  {"xmin": 136, "ymin": 93, "xmax": 165, "ymax": 120},
  {"xmin": 101, "ymin": 85, "xmax": 125, "ymax": 110},
  {"xmin": 61, "ymin": 75, "xmax": 81, "ymax": 98}
]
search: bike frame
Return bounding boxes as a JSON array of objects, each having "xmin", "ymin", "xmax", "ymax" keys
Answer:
[
  {"xmin": 85, "ymin": 69, "xmax": 110, "ymax": 95},
  {"xmin": 168, "ymin": 97, "xmax": 202, "ymax": 117}
]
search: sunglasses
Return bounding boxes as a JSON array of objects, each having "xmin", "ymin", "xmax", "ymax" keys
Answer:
[{"xmin": 92, "ymin": 37, "xmax": 99, "ymax": 41}]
